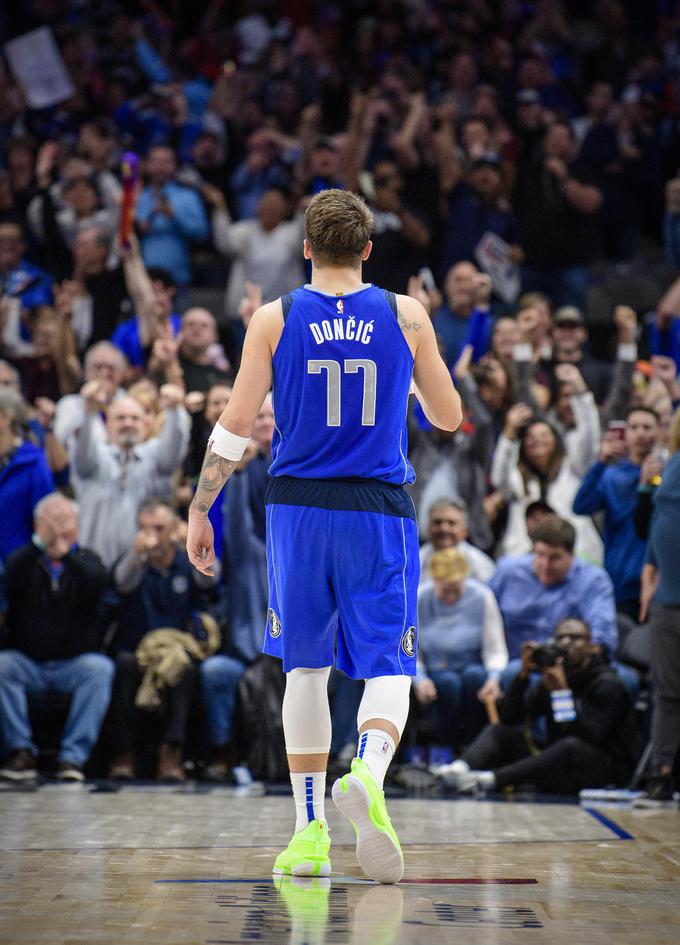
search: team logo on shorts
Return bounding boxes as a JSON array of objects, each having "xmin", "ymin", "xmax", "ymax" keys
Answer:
[
  {"xmin": 401, "ymin": 626, "xmax": 416, "ymax": 657},
  {"xmin": 268, "ymin": 608, "xmax": 282, "ymax": 638}
]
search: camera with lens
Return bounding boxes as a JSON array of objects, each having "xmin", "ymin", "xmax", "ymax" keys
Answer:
[{"xmin": 532, "ymin": 643, "xmax": 566, "ymax": 671}]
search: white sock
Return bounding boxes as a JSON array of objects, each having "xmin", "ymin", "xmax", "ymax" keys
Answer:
[
  {"xmin": 357, "ymin": 729, "xmax": 395, "ymax": 788},
  {"xmin": 476, "ymin": 770, "xmax": 496, "ymax": 790},
  {"xmin": 290, "ymin": 772, "xmax": 326, "ymax": 833}
]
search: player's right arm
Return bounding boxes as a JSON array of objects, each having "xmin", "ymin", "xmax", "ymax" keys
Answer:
[
  {"xmin": 187, "ymin": 300, "xmax": 280, "ymax": 573},
  {"xmin": 396, "ymin": 294, "xmax": 463, "ymax": 432}
]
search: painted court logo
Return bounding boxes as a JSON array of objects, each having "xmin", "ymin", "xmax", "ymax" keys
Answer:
[
  {"xmin": 268, "ymin": 608, "xmax": 282, "ymax": 638},
  {"xmin": 401, "ymin": 626, "xmax": 416, "ymax": 657}
]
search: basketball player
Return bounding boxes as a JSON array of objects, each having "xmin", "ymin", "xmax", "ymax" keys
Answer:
[{"xmin": 187, "ymin": 189, "xmax": 461, "ymax": 884}]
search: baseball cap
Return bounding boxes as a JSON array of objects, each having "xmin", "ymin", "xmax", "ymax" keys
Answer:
[
  {"xmin": 554, "ymin": 306, "xmax": 585, "ymax": 326},
  {"xmin": 516, "ymin": 89, "xmax": 540, "ymax": 106}
]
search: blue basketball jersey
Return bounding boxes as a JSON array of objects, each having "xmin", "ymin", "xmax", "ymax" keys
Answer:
[{"xmin": 269, "ymin": 284, "xmax": 415, "ymax": 484}]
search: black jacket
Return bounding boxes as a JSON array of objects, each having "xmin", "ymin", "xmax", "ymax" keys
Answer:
[
  {"xmin": 499, "ymin": 656, "xmax": 640, "ymax": 779},
  {"xmin": 4, "ymin": 542, "xmax": 110, "ymax": 661}
]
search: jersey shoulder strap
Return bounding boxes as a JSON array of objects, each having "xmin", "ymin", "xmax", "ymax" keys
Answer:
[
  {"xmin": 383, "ymin": 288, "xmax": 398, "ymax": 320},
  {"xmin": 280, "ymin": 292, "xmax": 295, "ymax": 322}
]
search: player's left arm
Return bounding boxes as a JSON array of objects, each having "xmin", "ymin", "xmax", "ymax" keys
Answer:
[{"xmin": 187, "ymin": 301, "xmax": 278, "ymax": 572}]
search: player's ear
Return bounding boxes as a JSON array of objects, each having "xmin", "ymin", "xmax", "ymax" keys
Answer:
[
  {"xmin": 362, "ymin": 240, "xmax": 373, "ymax": 261},
  {"xmin": 303, "ymin": 238, "xmax": 312, "ymax": 260}
]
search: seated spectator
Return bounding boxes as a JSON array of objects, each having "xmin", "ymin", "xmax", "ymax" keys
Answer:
[
  {"xmin": 108, "ymin": 498, "xmax": 219, "ymax": 781},
  {"xmin": 433, "ymin": 618, "xmax": 639, "ymax": 795},
  {"xmin": 419, "ymin": 499, "xmax": 495, "ymax": 584},
  {"xmin": 0, "ymin": 389, "xmax": 53, "ymax": 562},
  {"xmin": 491, "ymin": 404, "xmax": 603, "ymax": 562},
  {"xmin": 490, "ymin": 518, "xmax": 617, "ymax": 666},
  {"xmin": 135, "ymin": 145, "xmax": 209, "ymax": 289},
  {"xmin": 0, "ymin": 494, "xmax": 113, "ymax": 782},
  {"xmin": 573, "ymin": 406, "xmax": 658, "ymax": 618},
  {"xmin": 72, "ymin": 383, "xmax": 189, "ymax": 566},
  {"xmin": 414, "ymin": 549, "xmax": 507, "ymax": 761}
]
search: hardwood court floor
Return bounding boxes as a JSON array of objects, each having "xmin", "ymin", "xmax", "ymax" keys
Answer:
[{"xmin": 0, "ymin": 782, "xmax": 679, "ymax": 945}]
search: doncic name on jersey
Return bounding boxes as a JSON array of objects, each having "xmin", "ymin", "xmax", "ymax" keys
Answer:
[{"xmin": 309, "ymin": 298, "xmax": 374, "ymax": 346}]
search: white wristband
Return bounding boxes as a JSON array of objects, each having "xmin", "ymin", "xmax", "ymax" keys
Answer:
[
  {"xmin": 208, "ymin": 423, "xmax": 251, "ymax": 461},
  {"xmin": 617, "ymin": 342, "xmax": 637, "ymax": 362}
]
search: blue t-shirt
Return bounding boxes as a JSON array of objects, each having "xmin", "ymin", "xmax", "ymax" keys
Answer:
[
  {"xmin": 269, "ymin": 284, "xmax": 415, "ymax": 484},
  {"xmin": 111, "ymin": 314, "xmax": 182, "ymax": 368}
]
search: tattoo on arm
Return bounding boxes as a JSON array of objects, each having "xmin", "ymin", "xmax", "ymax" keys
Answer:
[
  {"xmin": 397, "ymin": 309, "xmax": 422, "ymax": 332},
  {"xmin": 190, "ymin": 450, "xmax": 237, "ymax": 514}
]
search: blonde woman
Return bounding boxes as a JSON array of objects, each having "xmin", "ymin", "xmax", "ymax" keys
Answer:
[{"xmin": 414, "ymin": 548, "xmax": 508, "ymax": 762}]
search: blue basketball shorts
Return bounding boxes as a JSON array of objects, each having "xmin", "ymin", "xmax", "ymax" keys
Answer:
[{"xmin": 263, "ymin": 476, "xmax": 420, "ymax": 679}]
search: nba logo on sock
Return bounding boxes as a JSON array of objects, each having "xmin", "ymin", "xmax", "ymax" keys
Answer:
[
  {"xmin": 401, "ymin": 626, "xmax": 416, "ymax": 657},
  {"xmin": 268, "ymin": 608, "xmax": 282, "ymax": 638},
  {"xmin": 381, "ymin": 741, "xmax": 390, "ymax": 754}
]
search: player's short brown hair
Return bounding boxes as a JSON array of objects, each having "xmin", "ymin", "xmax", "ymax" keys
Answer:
[{"xmin": 304, "ymin": 189, "xmax": 373, "ymax": 267}]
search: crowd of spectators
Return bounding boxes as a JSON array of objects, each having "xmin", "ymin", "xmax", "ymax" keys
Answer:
[{"xmin": 0, "ymin": 0, "xmax": 679, "ymax": 800}]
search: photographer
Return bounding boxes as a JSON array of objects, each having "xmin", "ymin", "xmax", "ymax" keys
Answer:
[{"xmin": 433, "ymin": 618, "xmax": 637, "ymax": 794}]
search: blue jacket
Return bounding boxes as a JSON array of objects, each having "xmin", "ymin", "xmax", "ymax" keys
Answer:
[
  {"xmin": 490, "ymin": 554, "xmax": 617, "ymax": 659},
  {"xmin": 0, "ymin": 442, "xmax": 54, "ymax": 562},
  {"xmin": 135, "ymin": 182, "xmax": 209, "ymax": 285},
  {"xmin": 0, "ymin": 260, "xmax": 53, "ymax": 310},
  {"xmin": 111, "ymin": 313, "xmax": 182, "ymax": 368},
  {"xmin": 572, "ymin": 459, "xmax": 646, "ymax": 604}
]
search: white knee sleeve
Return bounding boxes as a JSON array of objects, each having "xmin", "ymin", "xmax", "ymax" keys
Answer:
[
  {"xmin": 282, "ymin": 666, "xmax": 332, "ymax": 754},
  {"xmin": 358, "ymin": 675, "xmax": 411, "ymax": 738}
]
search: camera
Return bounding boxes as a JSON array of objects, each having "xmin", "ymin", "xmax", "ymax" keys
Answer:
[{"xmin": 532, "ymin": 643, "xmax": 566, "ymax": 671}]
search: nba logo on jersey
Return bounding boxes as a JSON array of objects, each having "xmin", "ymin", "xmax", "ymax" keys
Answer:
[
  {"xmin": 401, "ymin": 627, "xmax": 416, "ymax": 657},
  {"xmin": 337, "ymin": 299, "xmax": 344, "ymax": 315},
  {"xmin": 268, "ymin": 608, "xmax": 282, "ymax": 638}
]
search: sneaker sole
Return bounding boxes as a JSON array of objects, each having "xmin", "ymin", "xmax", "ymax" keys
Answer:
[
  {"xmin": 332, "ymin": 775, "xmax": 403, "ymax": 884},
  {"xmin": 272, "ymin": 859, "xmax": 331, "ymax": 878},
  {"xmin": 0, "ymin": 769, "xmax": 38, "ymax": 781}
]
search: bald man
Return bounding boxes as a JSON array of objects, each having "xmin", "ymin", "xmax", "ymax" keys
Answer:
[{"xmin": 71, "ymin": 382, "xmax": 190, "ymax": 566}]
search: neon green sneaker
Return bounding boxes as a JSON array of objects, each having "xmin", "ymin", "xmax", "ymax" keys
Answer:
[
  {"xmin": 332, "ymin": 757, "xmax": 403, "ymax": 884},
  {"xmin": 273, "ymin": 819, "xmax": 331, "ymax": 877},
  {"xmin": 275, "ymin": 874, "xmax": 331, "ymax": 939}
]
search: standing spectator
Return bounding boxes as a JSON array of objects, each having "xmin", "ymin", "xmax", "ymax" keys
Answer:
[
  {"xmin": 573, "ymin": 406, "xmax": 659, "ymax": 617},
  {"xmin": 108, "ymin": 498, "xmax": 218, "ymax": 781},
  {"xmin": 147, "ymin": 307, "xmax": 231, "ymax": 393},
  {"xmin": 13, "ymin": 308, "xmax": 82, "ymax": 404},
  {"xmin": 114, "ymin": 234, "xmax": 181, "ymax": 372},
  {"xmin": 72, "ymin": 384, "xmax": 189, "ymax": 566},
  {"xmin": 435, "ymin": 137, "xmax": 521, "ymax": 284},
  {"xmin": 53, "ymin": 225, "xmax": 131, "ymax": 350},
  {"xmin": 0, "ymin": 389, "xmax": 53, "ymax": 562},
  {"xmin": 418, "ymin": 499, "xmax": 495, "ymax": 584},
  {"xmin": 638, "ymin": 448, "xmax": 680, "ymax": 802},
  {"xmin": 414, "ymin": 548, "xmax": 507, "ymax": 759},
  {"xmin": 135, "ymin": 145, "xmax": 209, "ymax": 290},
  {"xmin": 515, "ymin": 120, "xmax": 602, "ymax": 309},
  {"xmin": 53, "ymin": 342, "xmax": 128, "ymax": 447},
  {"xmin": 211, "ymin": 187, "xmax": 305, "ymax": 321},
  {"xmin": 433, "ymin": 262, "xmax": 493, "ymax": 367},
  {"xmin": 0, "ymin": 494, "xmax": 113, "ymax": 782},
  {"xmin": 0, "ymin": 220, "xmax": 52, "ymax": 311},
  {"xmin": 361, "ymin": 159, "xmax": 431, "ymax": 295}
]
